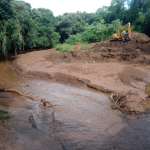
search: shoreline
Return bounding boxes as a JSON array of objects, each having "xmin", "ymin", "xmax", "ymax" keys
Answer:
[{"xmin": 12, "ymin": 49, "xmax": 150, "ymax": 114}]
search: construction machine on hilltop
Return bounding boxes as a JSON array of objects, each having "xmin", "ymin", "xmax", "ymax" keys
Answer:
[{"xmin": 112, "ymin": 22, "xmax": 132, "ymax": 41}]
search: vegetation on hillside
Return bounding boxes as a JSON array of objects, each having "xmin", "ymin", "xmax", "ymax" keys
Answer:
[{"xmin": 0, "ymin": 0, "xmax": 150, "ymax": 55}]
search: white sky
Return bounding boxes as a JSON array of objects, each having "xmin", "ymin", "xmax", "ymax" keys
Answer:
[{"xmin": 23, "ymin": 0, "xmax": 112, "ymax": 16}]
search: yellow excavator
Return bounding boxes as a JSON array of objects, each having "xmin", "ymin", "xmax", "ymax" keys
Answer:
[{"xmin": 112, "ymin": 22, "xmax": 131, "ymax": 41}]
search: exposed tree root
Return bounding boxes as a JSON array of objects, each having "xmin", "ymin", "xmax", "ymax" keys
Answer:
[
  {"xmin": 109, "ymin": 91, "xmax": 141, "ymax": 115},
  {"xmin": 0, "ymin": 88, "xmax": 56, "ymax": 121},
  {"xmin": 41, "ymin": 99, "xmax": 56, "ymax": 122},
  {"xmin": 0, "ymin": 88, "xmax": 37, "ymax": 101}
]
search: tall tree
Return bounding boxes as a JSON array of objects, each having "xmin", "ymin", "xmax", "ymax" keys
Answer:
[
  {"xmin": 0, "ymin": 0, "xmax": 14, "ymax": 55},
  {"xmin": 12, "ymin": 1, "xmax": 37, "ymax": 52},
  {"xmin": 32, "ymin": 8, "xmax": 60, "ymax": 47},
  {"xmin": 56, "ymin": 13, "xmax": 84, "ymax": 42}
]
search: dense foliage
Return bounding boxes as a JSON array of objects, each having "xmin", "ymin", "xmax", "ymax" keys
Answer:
[
  {"xmin": 0, "ymin": 0, "xmax": 60, "ymax": 55},
  {"xmin": 66, "ymin": 19, "xmax": 122, "ymax": 44},
  {"xmin": 0, "ymin": 0, "xmax": 150, "ymax": 55}
]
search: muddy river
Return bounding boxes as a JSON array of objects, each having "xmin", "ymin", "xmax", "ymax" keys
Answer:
[{"xmin": 0, "ymin": 61, "xmax": 150, "ymax": 150}]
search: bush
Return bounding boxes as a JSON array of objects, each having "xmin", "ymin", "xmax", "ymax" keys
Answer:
[
  {"xmin": 111, "ymin": 19, "xmax": 122, "ymax": 33},
  {"xmin": 80, "ymin": 44, "xmax": 89, "ymax": 49},
  {"xmin": 61, "ymin": 19, "xmax": 123, "ymax": 46},
  {"xmin": 66, "ymin": 34, "xmax": 83, "ymax": 45},
  {"xmin": 55, "ymin": 44, "xmax": 71, "ymax": 52}
]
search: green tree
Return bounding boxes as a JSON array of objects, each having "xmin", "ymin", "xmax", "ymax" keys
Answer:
[
  {"xmin": 13, "ymin": 1, "xmax": 37, "ymax": 52},
  {"xmin": 0, "ymin": 0, "xmax": 14, "ymax": 55},
  {"xmin": 32, "ymin": 8, "xmax": 60, "ymax": 48},
  {"xmin": 56, "ymin": 13, "xmax": 84, "ymax": 42},
  {"xmin": 109, "ymin": 0, "xmax": 126, "ymax": 21}
]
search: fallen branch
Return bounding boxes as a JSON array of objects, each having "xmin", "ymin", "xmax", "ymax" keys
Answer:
[{"xmin": 41, "ymin": 99, "xmax": 56, "ymax": 122}]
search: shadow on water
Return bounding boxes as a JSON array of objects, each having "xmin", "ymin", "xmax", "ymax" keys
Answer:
[{"xmin": 0, "ymin": 92, "xmax": 27, "ymax": 108}]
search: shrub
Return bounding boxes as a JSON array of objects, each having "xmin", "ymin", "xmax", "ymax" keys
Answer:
[
  {"xmin": 55, "ymin": 44, "xmax": 71, "ymax": 52},
  {"xmin": 80, "ymin": 19, "xmax": 122, "ymax": 43},
  {"xmin": 66, "ymin": 34, "xmax": 83, "ymax": 45},
  {"xmin": 80, "ymin": 44, "xmax": 89, "ymax": 49},
  {"xmin": 61, "ymin": 19, "xmax": 123, "ymax": 45}
]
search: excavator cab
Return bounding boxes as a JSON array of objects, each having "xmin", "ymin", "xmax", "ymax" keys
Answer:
[{"xmin": 112, "ymin": 22, "xmax": 131, "ymax": 41}]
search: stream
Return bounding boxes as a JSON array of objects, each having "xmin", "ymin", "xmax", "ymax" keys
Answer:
[{"xmin": 0, "ymin": 61, "xmax": 150, "ymax": 150}]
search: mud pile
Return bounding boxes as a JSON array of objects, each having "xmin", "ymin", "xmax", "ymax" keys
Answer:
[
  {"xmin": 47, "ymin": 32, "xmax": 150, "ymax": 64},
  {"xmin": 118, "ymin": 66, "xmax": 149, "ymax": 89},
  {"xmin": 110, "ymin": 66, "xmax": 150, "ymax": 114}
]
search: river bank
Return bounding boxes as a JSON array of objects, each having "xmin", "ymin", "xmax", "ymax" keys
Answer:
[
  {"xmin": 0, "ymin": 61, "xmax": 150, "ymax": 149},
  {"xmin": 0, "ymin": 61, "xmax": 63, "ymax": 150},
  {"xmin": 13, "ymin": 47, "xmax": 150, "ymax": 114},
  {"xmin": 1, "ymin": 32, "xmax": 150, "ymax": 149}
]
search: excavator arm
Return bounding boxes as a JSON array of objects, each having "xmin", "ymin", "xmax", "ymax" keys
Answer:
[
  {"xmin": 118, "ymin": 22, "xmax": 131, "ymax": 38},
  {"xmin": 112, "ymin": 22, "xmax": 131, "ymax": 40}
]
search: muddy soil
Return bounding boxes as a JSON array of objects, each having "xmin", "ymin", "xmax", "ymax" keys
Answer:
[
  {"xmin": 14, "ymin": 55, "xmax": 150, "ymax": 113},
  {"xmin": 46, "ymin": 32, "xmax": 150, "ymax": 64},
  {"xmin": 1, "ymin": 32, "xmax": 150, "ymax": 149},
  {"xmin": 13, "ymin": 32, "xmax": 150, "ymax": 114},
  {"xmin": 0, "ymin": 62, "xmax": 63, "ymax": 150},
  {"xmin": 1, "ymin": 61, "xmax": 150, "ymax": 150}
]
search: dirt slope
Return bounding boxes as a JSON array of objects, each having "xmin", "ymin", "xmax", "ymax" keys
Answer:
[
  {"xmin": 13, "ymin": 32, "xmax": 150, "ymax": 114},
  {"xmin": 46, "ymin": 32, "xmax": 150, "ymax": 64}
]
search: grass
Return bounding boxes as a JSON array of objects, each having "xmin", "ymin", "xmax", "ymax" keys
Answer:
[
  {"xmin": 55, "ymin": 44, "xmax": 71, "ymax": 52},
  {"xmin": 80, "ymin": 44, "xmax": 89, "ymax": 50},
  {"xmin": 141, "ymin": 36, "xmax": 144, "ymax": 40},
  {"xmin": 0, "ymin": 110, "xmax": 13, "ymax": 120}
]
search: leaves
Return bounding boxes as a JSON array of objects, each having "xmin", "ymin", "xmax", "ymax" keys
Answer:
[
  {"xmin": 0, "ymin": 0, "xmax": 150, "ymax": 55},
  {"xmin": 56, "ymin": 13, "xmax": 84, "ymax": 42}
]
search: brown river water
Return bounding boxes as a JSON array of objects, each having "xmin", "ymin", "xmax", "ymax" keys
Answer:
[{"xmin": 0, "ymin": 61, "xmax": 150, "ymax": 150}]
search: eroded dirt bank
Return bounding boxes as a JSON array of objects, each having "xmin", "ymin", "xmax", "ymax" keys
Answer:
[{"xmin": 14, "ymin": 32, "xmax": 150, "ymax": 114}]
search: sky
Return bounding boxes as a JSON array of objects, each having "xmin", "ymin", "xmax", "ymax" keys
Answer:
[{"xmin": 23, "ymin": 0, "xmax": 112, "ymax": 16}]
